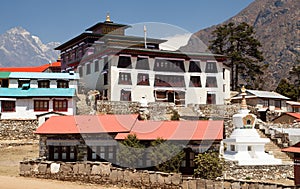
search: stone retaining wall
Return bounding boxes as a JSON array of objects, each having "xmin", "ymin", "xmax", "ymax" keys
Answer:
[
  {"xmin": 224, "ymin": 161, "xmax": 294, "ymax": 181},
  {"xmin": 20, "ymin": 160, "xmax": 296, "ymax": 188},
  {"xmin": 0, "ymin": 120, "xmax": 38, "ymax": 140}
]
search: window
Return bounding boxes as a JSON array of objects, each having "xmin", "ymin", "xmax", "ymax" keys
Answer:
[
  {"xmin": 78, "ymin": 66, "xmax": 83, "ymax": 77},
  {"xmin": 94, "ymin": 60, "xmax": 99, "ymax": 72},
  {"xmin": 86, "ymin": 63, "xmax": 91, "ymax": 75},
  {"xmin": 120, "ymin": 90, "xmax": 131, "ymax": 101},
  {"xmin": 136, "ymin": 57, "xmax": 150, "ymax": 70},
  {"xmin": 275, "ymin": 100, "xmax": 281, "ymax": 109},
  {"xmin": 0, "ymin": 79, "xmax": 9, "ymax": 88},
  {"xmin": 1, "ymin": 101, "xmax": 15, "ymax": 112},
  {"xmin": 205, "ymin": 77, "xmax": 218, "ymax": 88},
  {"xmin": 154, "ymin": 59, "xmax": 185, "ymax": 72},
  {"xmin": 207, "ymin": 93, "xmax": 216, "ymax": 104},
  {"xmin": 154, "ymin": 75, "xmax": 185, "ymax": 87},
  {"xmin": 189, "ymin": 61, "xmax": 201, "ymax": 72},
  {"xmin": 50, "ymin": 146, "xmax": 77, "ymax": 161},
  {"xmin": 34, "ymin": 100, "xmax": 49, "ymax": 111},
  {"xmin": 247, "ymin": 146, "xmax": 252, "ymax": 151},
  {"xmin": 87, "ymin": 146, "xmax": 116, "ymax": 162},
  {"xmin": 189, "ymin": 76, "xmax": 201, "ymax": 87},
  {"xmin": 205, "ymin": 62, "xmax": 218, "ymax": 73},
  {"xmin": 118, "ymin": 56, "xmax": 132, "ymax": 68},
  {"xmin": 53, "ymin": 100, "xmax": 68, "ymax": 111},
  {"xmin": 38, "ymin": 80, "xmax": 50, "ymax": 88},
  {"xmin": 230, "ymin": 145, "xmax": 235, "ymax": 152},
  {"xmin": 18, "ymin": 80, "xmax": 30, "ymax": 88},
  {"xmin": 137, "ymin": 73, "xmax": 149, "ymax": 86},
  {"xmin": 118, "ymin": 72, "xmax": 132, "ymax": 85},
  {"xmin": 262, "ymin": 99, "xmax": 269, "ymax": 107},
  {"xmin": 223, "ymin": 68, "xmax": 226, "ymax": 79},
  {"xmin": 57, "ymin": 80, "xmax": 69, "ymax": 88}
]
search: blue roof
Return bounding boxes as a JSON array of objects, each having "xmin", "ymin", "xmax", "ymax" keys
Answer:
[
  {"xmin": 0, "ymin": 88, "xmax": 76, "ymax": 97},
  {"xmin": 8, "ymin": 72, "xmax": 79, "ymax": 80}
]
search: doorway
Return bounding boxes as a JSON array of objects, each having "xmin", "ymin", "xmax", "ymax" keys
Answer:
[{"xmin": 167, "ymin": 91, "xmax": 175, "ymax": 103}]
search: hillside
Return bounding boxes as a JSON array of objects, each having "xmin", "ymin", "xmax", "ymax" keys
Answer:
[{"xmin": 181, "ymin": 0, "xmax": 300, "ymax": 90}]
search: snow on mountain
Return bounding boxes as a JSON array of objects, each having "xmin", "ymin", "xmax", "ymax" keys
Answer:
[{"xmin": 0, "ymin": 27, "xmax": 60, "ymax": 67}]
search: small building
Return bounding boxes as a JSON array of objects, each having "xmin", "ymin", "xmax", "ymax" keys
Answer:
[
  {"xmin": 0, "ymin": 71, "xmax": 79, "ymax": 119},
  {"xmin": 273, "ymin": 112, "xmax": 300, "ymax": 124},
  {"xmin": 55, "ymin": 14, "xmax": 231, "ymax": 105},
  {"xmin": 282, "ymin": 142, "xmax": 300, "ymax": 186},
  {"xmin": 35, "ymin": 114, "xmax": 224, "ymax": 175},
  {"xmin": 287, "ymin": 101, "xmax": 300, "ymax": 113},
  {"xmin": 231, "ymin": 89, "xmax": 290, "ymax": 121}
]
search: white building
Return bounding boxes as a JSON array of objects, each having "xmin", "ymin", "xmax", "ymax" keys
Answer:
[
  {"xmin": 0, "ymin": 72, "xmax": 79, "ymax": 120},
  {"xmin": 55, "ymin": 16, "xmax": 231, "ymax": 106}
]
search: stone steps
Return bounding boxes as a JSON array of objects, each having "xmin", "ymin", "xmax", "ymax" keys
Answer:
[{"xmin": 257, "ymin": 129, "xmax": 292, "ymax": 163}]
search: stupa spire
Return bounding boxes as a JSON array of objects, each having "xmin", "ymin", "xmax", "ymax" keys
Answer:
[{"xmin": 240, "ymin": 86, "xmax": 247, "ymax": 110}]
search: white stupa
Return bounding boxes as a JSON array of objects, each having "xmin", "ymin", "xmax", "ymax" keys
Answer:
[{"xmin": 223, "ymin": 86, "xmax": 282, "ymax": 165}]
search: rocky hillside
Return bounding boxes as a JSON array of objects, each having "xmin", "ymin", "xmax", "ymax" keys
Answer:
[
  {"xmin": 182, "ymin": 0, "xmax": 300, "ymax": 90},
  {"xmin": 0, "ymin": 27, "xmax": 60, "ymax": 67}
]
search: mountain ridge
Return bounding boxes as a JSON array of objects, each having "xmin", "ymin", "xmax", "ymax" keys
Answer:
[
  {"xmin": 181, "ymin": 0, "xmax": 300, "ymax": 90},
  {"xmin": 0, "ymin": 27, "xmax": 60, "ymax": 67}
]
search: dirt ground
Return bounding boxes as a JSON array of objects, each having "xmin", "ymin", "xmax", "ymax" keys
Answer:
[{"xmin": 0, "ymin": 140, "xmax": 134, "ymax": 189}]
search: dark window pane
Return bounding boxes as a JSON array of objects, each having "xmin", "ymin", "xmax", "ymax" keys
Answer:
[
  {"xmin": 136, "ymin": 57, "xmax": 150, "ymax": 70},
  {"xmin": 205, "ymin": 62, "xmax": 218, "ymax": 73},
  {"xmin": 118, "ymin": 56, "xmax": 132, "ymax": 68},
  {"xmin": 189, "ymin": 61, "xmax": 201, "ymax": 72}
]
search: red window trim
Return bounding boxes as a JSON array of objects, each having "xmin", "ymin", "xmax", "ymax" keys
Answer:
[
  {"xmin": 53, "ymin": 99, "xmax": 68, "ymax": 112},
  {"xmin": 1, "ymin": 101, "xmax": 16, "ymax": 112},
  {"xmin": 34, "ymin": 100, "xmax": 49, "ymax": 112}
]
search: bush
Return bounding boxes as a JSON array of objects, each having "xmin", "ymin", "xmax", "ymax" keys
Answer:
[{"xmin": 193, "ymin": 151, "xmax": 224, "ymax": 179}]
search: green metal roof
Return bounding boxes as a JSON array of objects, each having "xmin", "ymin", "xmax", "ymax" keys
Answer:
[
  {"xmin": 0, "ymin": 88, "xmax": 76, "ymax": 97},
  {"xmin": 0, "ymin": 72, "xmax": 10, "ymax": 78}
]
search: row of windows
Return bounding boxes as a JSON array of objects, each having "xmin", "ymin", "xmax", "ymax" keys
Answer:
[
  {"xmin": 78, "ymin": 56, "xmax": 220, "ymax": 77},
  {"xmin": 1, "ymin": 100, "xmax": 68, "ymax": 112},
  {"xmin": 18, "ymin": 80, "xmax": 69, "ymax": 88},
  {"xmin": 118, "ymin": 73, "xmax": 218, "ymax": 88}
]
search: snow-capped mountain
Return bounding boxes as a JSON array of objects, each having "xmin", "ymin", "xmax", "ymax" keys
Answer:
[{"xmin": 0, "ymin": 27, "xmax": 60, "ymax": 67}]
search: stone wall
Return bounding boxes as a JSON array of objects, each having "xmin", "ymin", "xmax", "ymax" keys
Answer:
[
  {"xmin": 0, "ymin": 120, "xmax": 38, "ymax": 140},
  {"xmin": 20, "ymin": 160, "xmax": 296, "ymax": 188},
  {"xmin": 96, "ymin": 101, "xmax": 175, "ymax": 120},
  {"xmin": 224, "ymin": 161, "xmax": 294, "ymax": 181}
]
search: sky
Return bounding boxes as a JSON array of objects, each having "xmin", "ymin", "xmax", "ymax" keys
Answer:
[{"xmin": 0, "ymin": 0, "xmax": 254, "ymax": 44}]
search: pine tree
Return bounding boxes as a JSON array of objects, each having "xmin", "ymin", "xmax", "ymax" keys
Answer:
[
  {"xmin": 149, "ymin": 138, "xmax": 184, "ymax": 173},
  {"xmin": 117, "ymin": 134, "xmax": 144, "ymax": 168},
  {"xmin": 209, "ymin": 22, "xmax": 266, "ymax": 91}
]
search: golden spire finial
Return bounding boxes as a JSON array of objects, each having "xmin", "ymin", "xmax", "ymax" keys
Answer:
[
  {"xmin": 105, "ymin": 12, "xmax": 111, "ymax": 22},
  {"xmin": 241, "ymin": 86, "xmax": 247, "ymax": 110}
]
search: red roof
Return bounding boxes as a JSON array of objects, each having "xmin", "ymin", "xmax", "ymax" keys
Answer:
[
  {"xmin": 115, "ymin": 120, "xmax": 224, "ymax": 141},
  {"xmin": 0, "ymin": 62, "xmax": 61, "ymax": 72},
  {"xmin": 285, "ymin": 113, "xmax": 300, "ymax": 119},
  {"xmin": 35, "ymin": 114, "xmax": 138, "ymax": 134},
  {"xmin": 282, "ymin": 142, "xmax": 300, "ymax": 153},
  {"xmin": 35, "ymin": 115, "xmax": 224, "ymax": 141}
]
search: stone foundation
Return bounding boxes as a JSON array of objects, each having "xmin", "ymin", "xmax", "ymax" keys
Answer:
[{"xmin": 20, "ymin": 160, "xmax": 296, "ymax": 188}]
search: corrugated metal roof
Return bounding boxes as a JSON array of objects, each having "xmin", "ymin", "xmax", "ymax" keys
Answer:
[
  {"xmin": 247, "ymin": 90, "xmax": 290, "ymax": 100},
  {"xmin": 8, "ymin": 72, "xmax": 79, "ymax": 80},
  {"xmin": 0, "ymin": 88, "xmax": 76, "ymax": 97},
  {"xmin": 0, "ymin": 72, "xmax": 10, "ymax": 78}
]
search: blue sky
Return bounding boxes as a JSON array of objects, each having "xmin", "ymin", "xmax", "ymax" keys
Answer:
[{"xmin": 0, "ymin": 0, "xmax": 254, "ymax": 43}]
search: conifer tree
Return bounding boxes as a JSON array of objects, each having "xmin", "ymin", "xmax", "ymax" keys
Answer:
[{"xmin": 209, "ymin": 22, "xmax": 266, "ymax": 91}]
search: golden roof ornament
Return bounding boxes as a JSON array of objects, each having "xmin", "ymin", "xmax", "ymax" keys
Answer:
[
  {"xmin": 241, "ymin": 86, "xmax": 247, "ymax": 110},
  {"xmin": 105, "ymin": 12, "xmax": 111, "ymax": 22}
]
